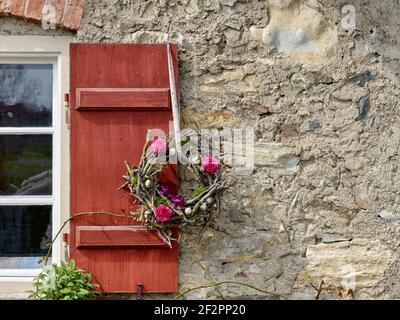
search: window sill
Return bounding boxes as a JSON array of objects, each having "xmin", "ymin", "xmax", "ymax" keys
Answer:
[
  {"xmin": 0, "ymin": 277, "xmax": 34, "ymax": 296},
  {"xmin": 0, "ymin": 270, "xmax": 41, "ymax": 278}
]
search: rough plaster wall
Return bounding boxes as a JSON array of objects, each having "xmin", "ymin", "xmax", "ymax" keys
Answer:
[
  {"xmin": 0, "ymin": 17, "xmax": 73, "ymax": 36},
  {"xmin": 1, "ymin": 0, "xmax": 400, "ymax": 299}
]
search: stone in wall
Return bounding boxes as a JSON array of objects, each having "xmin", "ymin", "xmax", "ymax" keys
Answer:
[
  {"xmin": 250, "ymin": 0, "xmax": 338, "ymax": 64},
  {"xmin": 295, "ymin": 239, "xmax": 391, "ymax": 290},
  {"xmin": 124, "ymin": 30, "xmax": 170, "ymax": 43},
  {"xmin": 199, "ymin": 68, "xmax": 259, "ymax": 95},
  {"xmin": 181, "ymin": 106, "xmax": 236, "ymax": 129}
]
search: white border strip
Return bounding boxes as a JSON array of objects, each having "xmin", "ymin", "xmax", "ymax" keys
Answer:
[
  {"xmin": 0, "ymin": 127, "xmax": 54, "ymax": 134},
  {"xmin": 167, "ymin": 43, "xmax": 182, "ymax": 156},
  {"xmin": 0, "ymin": 196, "xmax": 53, "ymax": 206}
]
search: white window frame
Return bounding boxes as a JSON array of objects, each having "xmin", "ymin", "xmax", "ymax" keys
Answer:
[{"xmin": 0, "ymin": 54, "xmax": 61, "ymax": 277}]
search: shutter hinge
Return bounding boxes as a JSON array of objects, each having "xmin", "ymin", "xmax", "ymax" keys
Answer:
[
  {"xmin": 62, "ymin": 233, "xmax": 70, "ymax": 262},
  {"xmin": 64, "ymin": 93, "xmax": 70, "ymax": 128},
  {"xmin": 136, "ymin": 283, "xmax": 143, "ymax": 300}
]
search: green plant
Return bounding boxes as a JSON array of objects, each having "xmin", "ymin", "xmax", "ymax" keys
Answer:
[{"xmin": 27, "ymin": 260, "xmax": 98, "ymax": 300}]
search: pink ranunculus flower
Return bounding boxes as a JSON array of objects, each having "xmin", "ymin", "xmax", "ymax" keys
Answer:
[
  {"xmin": 155, "ymin": 204, "xmax": 172, "ymax": 222},
  {"xmin": 151, "ymin": 137, "xmax": 167, "ymax": 154},
  {"xmin": 202, "ymin": 155, "xmax": 220, "ymax": 173}
]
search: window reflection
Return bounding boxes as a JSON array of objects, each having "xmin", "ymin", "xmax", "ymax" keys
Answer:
[
  {"xmin": 0, "ymin": 135, "xmax": 52, "ymax": 195},
  {"xmin": 0, "ymin": 205, "xmax": 52, "ymax": 269},
  {"xmin": 0, "ymin": 64, "xmax": 53, "ymax": 127}
]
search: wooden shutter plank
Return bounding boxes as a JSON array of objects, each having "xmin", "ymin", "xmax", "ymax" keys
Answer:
[
  {"xmin": 76, "ymin": 88, "xmax": 171, "ymax": 110},
  {"xmin": 76, "ymin": 226, "xmax": 168, "ymax": 248}
]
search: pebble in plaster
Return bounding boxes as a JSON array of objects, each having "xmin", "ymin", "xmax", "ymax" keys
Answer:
[
  {"xmin": 356, "ymin": 95, "xmax": 370, "ymax": 123},
  {"xmin": 122, "ymin": 30, "xmax": 186, "ymax": 47},
  {"xmin": 269, "ymin": 0, "xmax": 294, "ymax": 9},
  {"xmin": 378, "ymin": 211, "xmax": 397, "ymax": 225},
  {"xmin": 354, "ymin": 186, "xmax": 371, "ymax": 210},
  {"xmin": 218, "ymin": 0, "xmax": 237, "ymax": 7},
  {"xmin": 186, "ymin": 0, "xmax": 200, "ymax": 15},
  {"xmin": 308, "ymin": 119, "xmax": 321, "ymax": 130}
]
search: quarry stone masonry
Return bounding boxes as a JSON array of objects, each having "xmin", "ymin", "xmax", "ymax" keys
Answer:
[{"xmin": 2, "ymin": 0, "xmax": 400, "ymax": 299}]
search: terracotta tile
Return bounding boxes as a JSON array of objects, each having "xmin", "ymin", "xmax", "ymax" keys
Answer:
[
  {"xmin": 24, "ymin": 0, "xmax": 46, "ymax": 21},
  {"xmin": 1, "ymin": 0, "xmax": 26, "ymax": 16},
  {"xmin": 62, "ymin": 0, "xmax": 85, "ymax": 31}
]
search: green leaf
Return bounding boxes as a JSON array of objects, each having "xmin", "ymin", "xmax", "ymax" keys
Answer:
[
  {"xmin": 79, "ymin": 289, "xmax": 89, "ymax": 295},
  {"xmin": 125, "ymin": 161, "xmax": 133, "ymax": 175},
  {"xmin": 69, "ymin": 260, "xmax": 75, "ymax": 269},
  {"xmin": 181, "ymin": 136, "xmax": 190, "ymax": 145},
  {"xmin": 130, "ymin": 174, "xmax": 138, "ymax": 186},
  {"xmin": 192, "ymin": 187, "xmax": 207, "ymax": 198},
  {"xmin": 154, "ymin": 196, "xmax": 169, "ymax": 205},
  {"xmin": 60, "ymin": 288, "xmax": 72, "ymax": 294}
]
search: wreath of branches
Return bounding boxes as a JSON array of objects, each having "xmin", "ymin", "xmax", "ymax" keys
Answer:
[{"xmin": 120, "ymin": 132, "xmax": 227, "ymax": 247}]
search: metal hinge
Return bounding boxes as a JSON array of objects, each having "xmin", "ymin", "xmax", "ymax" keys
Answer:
[
  {"xmin": 63, "ymin": 233, "xmax": 70, "ymax": 262},
  {"xmin": 136, "ymin": 283, "xmax": 143, "ymax": 300},
  {"xmin": 64, "ymin": 93, "xmax": 70, "ymax": 128}
]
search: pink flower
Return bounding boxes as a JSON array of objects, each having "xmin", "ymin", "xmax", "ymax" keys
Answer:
[
  {"xmin": 155, "ymin": 204, "xmax": 172, "ymax": 222},
  {"xmin": 202, "ymin": 155, "xmax": 220, "ymax": 173},
  {"xmin": 151, "ymin": 137, "xmax": 167, "ymax": 154}
]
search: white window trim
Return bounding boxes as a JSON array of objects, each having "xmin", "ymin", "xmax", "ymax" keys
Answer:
[
  {"xmin": 0, "ymin": 54, "xmax": 61, "ymax": 277},
  {"xmin": 0, "ymin": 127, "xmax": 54, "ymax": 134}
]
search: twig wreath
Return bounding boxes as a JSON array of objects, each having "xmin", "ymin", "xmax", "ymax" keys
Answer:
[{"xmin": 119, "ymin": 132, "xmax": 227, "ymax": 247}]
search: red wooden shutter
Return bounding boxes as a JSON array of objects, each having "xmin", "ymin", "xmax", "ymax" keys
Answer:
[{"xmin": 69, "ymin": 44, "xmax": 178, "ymax": 293}]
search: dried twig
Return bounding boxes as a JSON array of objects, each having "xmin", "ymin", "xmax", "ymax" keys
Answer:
[
  {"xmin": 310, "ymin": 280, "xmax": 355, "ymax": 300},
  {"xmin": 175, "ymin": 281, "xmax": 288, "ymax": 300},
  {"xmin": 310, "ymin": 280, "xmax": 326, "ymax": 300}
]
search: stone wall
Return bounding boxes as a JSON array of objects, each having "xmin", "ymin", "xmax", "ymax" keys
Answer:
[{"xmin": 1, "ymin": 0, "xmax": 400, "ymax": 299}]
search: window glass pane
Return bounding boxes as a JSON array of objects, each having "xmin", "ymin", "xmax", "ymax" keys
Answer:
[
  {"xmin": 0, "ymin": 64, "xmax": 53, "ymax": 127},
  {"xmin": 0, "ymin": 135, "xmax": 52, "ymax": 195},
  {"xmin": 0, "ymin": 205, "xmax": 52, "ymax": 269}
]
